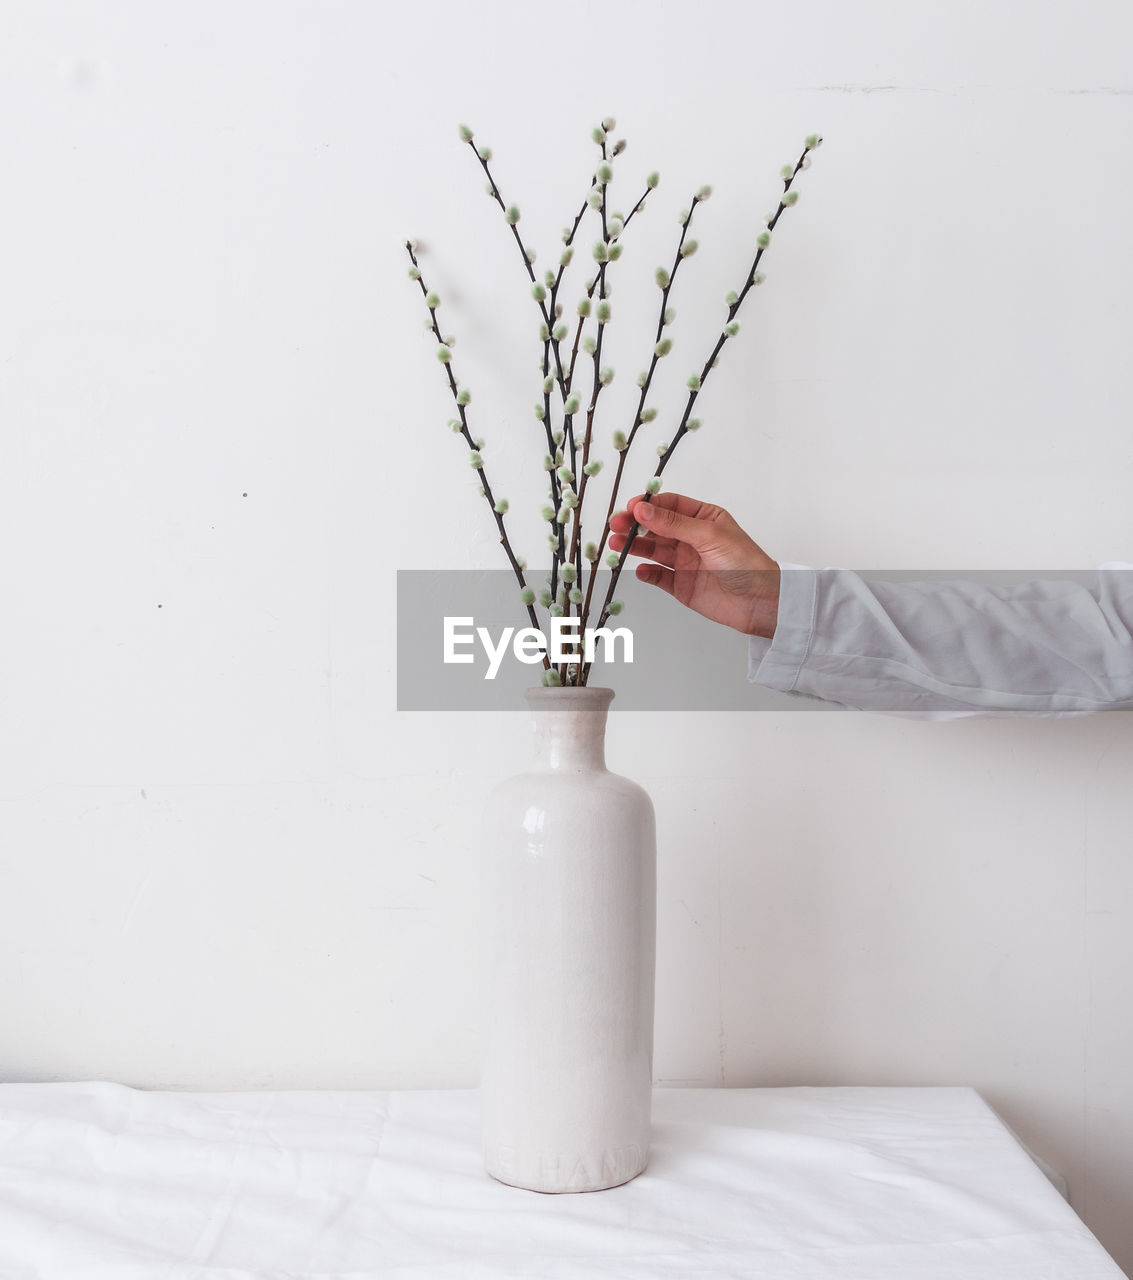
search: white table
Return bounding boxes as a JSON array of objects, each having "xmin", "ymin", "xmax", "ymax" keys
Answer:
[{"xmin": 0, "ymin": 1082, "xmax": 1121, "ymax": 1278}]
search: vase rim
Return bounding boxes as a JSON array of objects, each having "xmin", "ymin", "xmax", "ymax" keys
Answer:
[{"xmin": 524, "ymin": 685, "xmax": 615, "ymax": 706}]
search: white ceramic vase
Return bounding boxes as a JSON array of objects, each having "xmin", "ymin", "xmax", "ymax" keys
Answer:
[{"xmin": 479, "ymin": 685, "xmax": 657, "ymax": 1193}]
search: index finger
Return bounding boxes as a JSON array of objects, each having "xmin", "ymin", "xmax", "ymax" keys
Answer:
[{"xmin": 627, "ymin": 491, "xmax": 721, "ymax": 521}]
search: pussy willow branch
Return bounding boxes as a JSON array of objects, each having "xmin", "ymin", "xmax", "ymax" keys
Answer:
[
  {"xmin": 542, "ymin": 181, "xmax": 597, "ymax": 601},
  {"xmin": 560, "ymin": 140, "xmax": 616, "ymax": 680},
  {"xmin": 465, "ymin": 138, "xmax": 569, "ymax": 594},
  {"xmin": 582, "ymin": 141, "xmax": 817, "ymax": 681},
  {"xmin": 579, "ymin": 193, "xmax": 703, "ymax": 635},
  {"xmin": 568, "ymin": 155, "xmax": 611, "ymax": 580},
  {"xmin": 405, "ymin": 240, "xmax": 547, "ymax": 661},
  {"xmin": 565, "ymin": 182, "xmax": 656, "ymax": 392},
  {"xmin": 561, "ymin": 134, "xmax": 608, "ymax": 507},
  {"xmin": 556, "ymin": 178, "xmax": 656, "ymax": 673}
]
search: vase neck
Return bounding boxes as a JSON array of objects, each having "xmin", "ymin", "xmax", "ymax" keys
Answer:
[{"xmin": 525, "ymin": 687, "xmax": 614, "ymax": 772}]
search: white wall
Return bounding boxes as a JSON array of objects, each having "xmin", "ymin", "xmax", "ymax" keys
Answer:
[{"xmin": 2, "ymin": 0, "xmax": 1132, "ymax": 1270}]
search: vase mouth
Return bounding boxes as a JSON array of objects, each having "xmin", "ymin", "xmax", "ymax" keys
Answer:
[{"xmin": 524, "ymin": 685, "xmax": 615, "ymax": 708}]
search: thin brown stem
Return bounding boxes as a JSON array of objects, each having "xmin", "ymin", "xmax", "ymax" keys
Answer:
[{"xmin": 406, "ymin": 241, "xmax": 547, "ymax": 658}]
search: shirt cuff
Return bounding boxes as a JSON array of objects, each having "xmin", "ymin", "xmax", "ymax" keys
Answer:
[{"xmin": 747, "ymin": 563, "xmax": 817, "ymax": 692}]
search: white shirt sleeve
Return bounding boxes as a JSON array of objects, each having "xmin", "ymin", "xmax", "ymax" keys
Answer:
[{"xmin": 747, "ymin": 563, "xmax": 1133, "ymax": 719}]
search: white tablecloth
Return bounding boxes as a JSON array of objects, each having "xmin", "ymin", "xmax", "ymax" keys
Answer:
[{"xmin": 0, "ymin": 1082, "xmax": 1121, "ymax": 1278}]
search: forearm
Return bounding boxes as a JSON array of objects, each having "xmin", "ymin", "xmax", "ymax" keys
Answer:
[{"xmin": 748, "ymin": 565, "xmax": 1133, "ymax": 718}]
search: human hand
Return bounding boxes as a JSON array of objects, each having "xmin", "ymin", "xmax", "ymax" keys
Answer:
[{"xmin": 608, "ymin": 493, "xmax": 781, "ymax": 638}]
